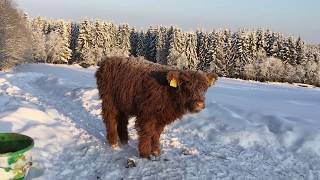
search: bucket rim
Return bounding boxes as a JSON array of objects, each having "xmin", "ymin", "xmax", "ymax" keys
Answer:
[{"xmin": 0, "ymin": 133, "xmax": 34, "ymax": 157}]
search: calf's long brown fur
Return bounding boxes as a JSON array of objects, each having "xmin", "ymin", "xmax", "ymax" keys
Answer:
[{"xmin": 95, "ymin": 56, "xmax": 218, "ymax": 158}]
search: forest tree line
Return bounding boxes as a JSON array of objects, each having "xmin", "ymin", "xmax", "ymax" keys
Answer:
[
  {"xmin": 28, "ymin": 17, "xmax": 320, "ymax": 86},
  {"xmin": 1, "ymin": 1, "xmax": 320, "ymax": 86}
]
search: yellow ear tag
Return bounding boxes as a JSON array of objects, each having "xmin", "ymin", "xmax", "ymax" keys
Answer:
[
  {"xmin": 208, "ymin": 79, "xmax": 214, "ymax": 86},
  {"xmin": 170, "ymin": 79, "xmax": 177, "ymax": 88}
]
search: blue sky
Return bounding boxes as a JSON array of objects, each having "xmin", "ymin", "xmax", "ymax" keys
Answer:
[{"xmin": 16, "ymin": 0, "xmax": 320, "ymax": 44}]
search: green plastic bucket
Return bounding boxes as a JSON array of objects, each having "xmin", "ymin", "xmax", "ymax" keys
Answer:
[{"xmin": 0, "ymin": 133, "xmax": 34, "ymax": 180}]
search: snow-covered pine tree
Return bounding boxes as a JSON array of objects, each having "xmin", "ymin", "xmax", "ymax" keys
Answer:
[
  {"xmin": 42, "ymin": 19, "xmax": 51, "ymax": 35},
  {"xmin": 155, "ymin": 26, "xmax": 169, "ymax": 65},
  {"xmin": 166, "ymin": 27, "xmax": 187, "ymax": 69},
  {"xmin": 166, "ymin": 28, "xmax": 198, "ymax": 70},
  {"xmin": 91, "ymin": 20, "xmax": 107, "ymax": 64},
  {"xmin": 206, "ymin": 30, "xmax": 225, "ymax": 74},
  {"xmin": 30, "ymin": 17, "xmax": 47, "ymax": 63},
  {"xmin": 129, "ymin": 28, "xmax": 138, "ymax": 57},
  {"xmin": 31, "ymin": 17, "xmax": 46, "ymax": 34},
  {"xmin": 31, "ymin": 27, "xmax": 47, "ymax": 63},
  {"xmin": 264, "ymin": 29, "xmax": 276, "ymax": 57},
  {"xmin": 275, "ymin": 34, "xmax": 285, "ymax": 60},
  {"xmin": 144, "ymin": 27, "xmax": 158, "ymax": 62},
  {"xmin": 218, "ymin": 30, "xmax": 228, "ymax": 75},
  {"xmin": 45, "ymin": 31, "xmax": 63, "ymax": 63},
  {"xmin": 289, "ymin": 36, "xmax": 298, "ymax": 65},
  {"xmin": 183, "ymin": 32, "xmax": 198, "ymax": 70},
  {"xmin": 268, "ymin": 32, "xmax": 281, "ymax": 57},
  {"xmin": 280, "ymin": 37, "xmax": 290, "ymax": 63},
  {"xmin": 255, "ymin": 29, "xmax": 267, "ymax": 55},
  {"xmin": 295, "ymin": 37, "xmax": 305, "ymax": 65},
  {"xmin": 94, "ymin": 21, "xmax": 104, "ymax": 47},
  {"xmin": 227, "ymin": 30, "xmax": 250, "ymax": 78},
  {"xmin": 222, "ymin": 29, "xmax": 232, "ymax": 76},
  {"xmin": 247, "ymin": 31, "xmax": 257, "ymax": 63},
  {"xmin": 282, "ymin": 36, "xmax": 296, "ymax": 65},
  {"xmin": 196, "ymin": 30, "xmax": 209, "ymax": 71},
  {"xmin": 129, "ymin": 28, "xmax": 146, "ymax": 57},
  {"xmin": 101, "ymin": 22, "xmax": 117, "ymax": 57},
  {"xmin": 136, "ymin": 31, "xmax": 146, "ymax": 57},
  {"xmin": 75, "ymin": 20, "xmax": 97, "ymax": 66},
  {"xmin": 116, "ymin": 24, "xmax": 131, "ymax": 57},
  {"xmin": 45, "ymin": 20, "xmax": 72, "ymax": 64},
  {"xmin": 306, "ymin": 45, "xmax": 320, "ymax": 63},
  {"xmin": 69, "ymin": 22, "xmax": 80, "ymax": 63},
  {"xmin": 58, "ymin": 20, "xmax": 72, "ymax": 63}
]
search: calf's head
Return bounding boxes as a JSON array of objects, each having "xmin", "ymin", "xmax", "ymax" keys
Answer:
[{"xmin": 166, "ymin": 70, "xmax": 218, "ymax": 113}]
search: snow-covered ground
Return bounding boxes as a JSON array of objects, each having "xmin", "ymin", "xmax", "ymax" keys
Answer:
[{"xmin": 1, "ymin": 64, "xmax": 320, "ymax": 179}]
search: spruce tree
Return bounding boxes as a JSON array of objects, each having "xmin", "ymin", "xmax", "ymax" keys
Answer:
[
  {"xmin": 196, "ymin": 30, "xmax": 209, "ymax": 71},
  {"xmin": 247, "ymin": 31, "xmax": 257, "ymax": 61},
  {"xmin": 30, "ymin": 17, "xmax": 47, "ymax": 63},
  {"xmin": 264, "ymin": 29, "xmax": 275, "ymax": 57},
  {"xmin": 129, "ymin": 28, "xmax": 139, "ymax": 57},
  {"xmin": 184, "ymin": 32, "xmax": 198, "ymax": 70},
  {"xmin": 117, "ymin": 24, "xmax": 131, "ymax": 57},
  {"xmin": 155, "ymin": 26, "xmax": 169, "ymax": 65},
  {"xmin": 227, "ymin": 30, "xmax": 249, "ymax": 78},
  {"xmin": 295, "ymin": 37, "xmax": 305, "ymax": 65},
  {"xmin": 206, "ymin": 30, "xmax": 225, "ymax": 74},
  {"xmin": 55, "ymin": 20, "xmax": 72, "ymax": 63},
  {"xmin": 76, "ymin": 20, "xmax": 96, "ymax": 66},
  {"xmin": 31, "ymin": 27, "xmax": 47, "ymax": 63},
  {"xmin": 70, "ymin": 22, "xmax": 80, "ymax": 63},
  {"xmin": 166, "ymin": 27, "xmax": 186, "ymax": 68},
  {"xmin": 102, "ymin": 22, "xmax": 117, "ymax": 57},
  {"xmin": 255, "ymin": 29, "xmax": 266, "ymax": 55},
  {"xmin": 222, "ymin": 29, "xmax": 232, "ymax": 76}
]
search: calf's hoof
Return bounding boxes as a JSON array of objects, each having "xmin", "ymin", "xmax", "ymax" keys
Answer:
[
  {"xmin": 151, "ymin": 150, "xmax": 160, "ymax": 157},
  {"xmin": 111, "ymin": 144, "xmax": 120, "ymax": 150},
  {"xmin": 149, "ymin": 155, "xmax": 161, "ymax": 161},
  {"xmin": 139, "ymin": 153, "xmax": 161, "ymax": 161}
]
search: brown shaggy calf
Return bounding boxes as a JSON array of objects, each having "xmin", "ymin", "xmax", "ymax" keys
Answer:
[{"xmin": 95, "ymin": 56, "xmax": 218, "ymax": 158}]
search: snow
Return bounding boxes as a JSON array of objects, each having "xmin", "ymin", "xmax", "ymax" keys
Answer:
[{"xmin": 0, "ymin": 63, "xmax": 320, "ymax": 179}]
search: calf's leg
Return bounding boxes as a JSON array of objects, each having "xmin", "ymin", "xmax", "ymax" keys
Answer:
[
  {"xmin": 151, "ymin": 123, "xmax": 165, "ymax": 156},
  {"xmin": 117, "ymin": 112, "xmax": 129, "ymax": 144},
  {"xmin": 101, "ymin": 97, "xmax": 119, "ymax": 148},
  {"xmin": 136, "ymin": 118, "xmax": 155, "ymax": 158}
]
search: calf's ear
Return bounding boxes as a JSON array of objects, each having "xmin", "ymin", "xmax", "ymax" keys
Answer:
[
  {"xmin": 167, "ymin": 70, "xmax": 180, "ymax": 88},
  {"xmin": 207, "ymin": 72, "xmax": 218, "ymax": 86}
]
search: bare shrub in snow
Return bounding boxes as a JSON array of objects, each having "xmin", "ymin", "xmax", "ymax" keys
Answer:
[
  {"xmin": 244, "ymin": 63, "xmax": 257, "ymax": 80},
  {"xmin": 293, "ymin": 65, "xmax": 306, "ymax": 83},
  {"xmin": 258, "ymin": 57, "xmax": 284, "ymax": 82}
]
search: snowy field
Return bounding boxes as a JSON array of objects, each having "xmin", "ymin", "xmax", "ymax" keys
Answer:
[{"xmin": 0, "ymin": 64, "xmax": 320, "ymax": 179}]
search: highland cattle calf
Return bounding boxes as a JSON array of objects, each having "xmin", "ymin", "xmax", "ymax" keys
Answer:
[{"xmin": 95, "ymin": 56, "xmax": 218, "ymax": 158}]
